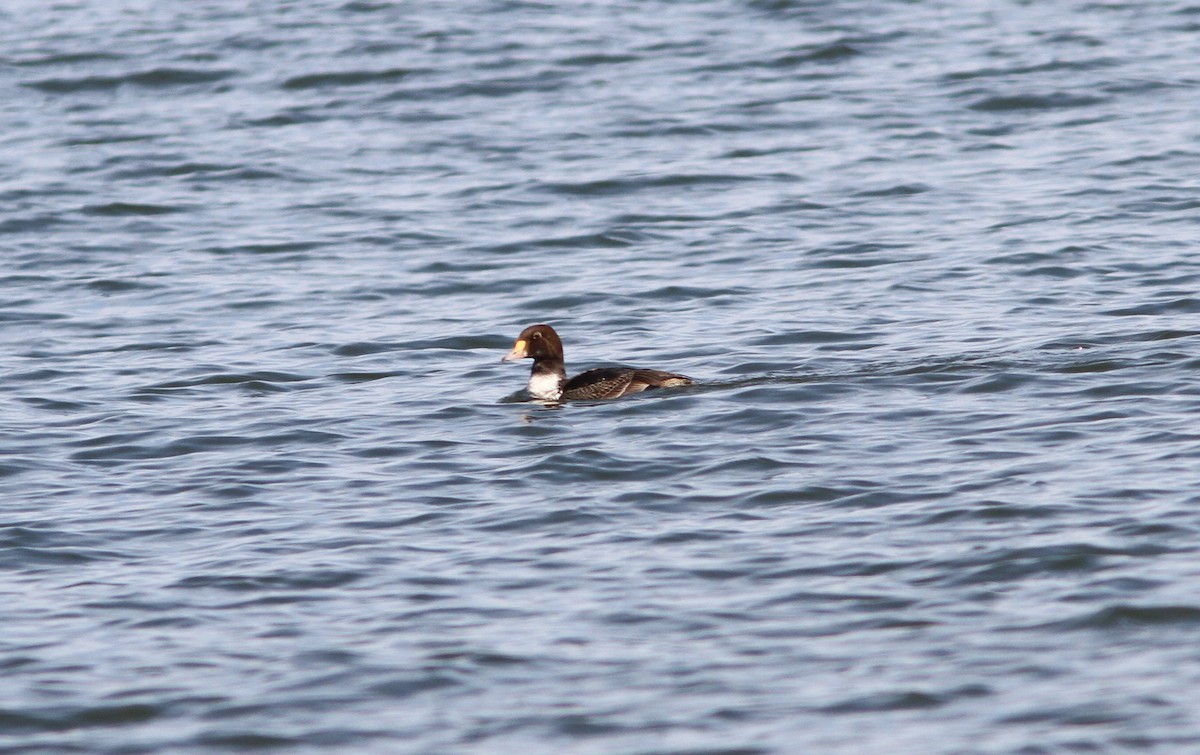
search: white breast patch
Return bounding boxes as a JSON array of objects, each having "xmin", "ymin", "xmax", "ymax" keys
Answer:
[{"xmin": 527, "ymin": 372, "xmax": 563, "ymax": 400}]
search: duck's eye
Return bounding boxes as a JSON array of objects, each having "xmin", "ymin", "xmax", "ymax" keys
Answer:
[{"xmin": 531, "ymin": 332, "xmax": 541, "ymax": 340}]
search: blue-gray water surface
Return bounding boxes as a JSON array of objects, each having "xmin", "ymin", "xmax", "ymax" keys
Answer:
[{"xmin": 3, "ymin": 0, "xmax": 1200, "ymax": 752}]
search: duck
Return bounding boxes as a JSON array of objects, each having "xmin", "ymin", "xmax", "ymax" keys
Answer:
[{"xmin": 502, "ymin": 324, "xmax": 693, "ymax": 401}]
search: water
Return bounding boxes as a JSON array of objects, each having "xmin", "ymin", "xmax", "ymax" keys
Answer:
[{"xmin": 3, "ymin": 0, "xmax": 1200, "ymax": 751}]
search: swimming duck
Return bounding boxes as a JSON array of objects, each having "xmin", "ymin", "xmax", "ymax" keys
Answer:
[{"xmin": 502, "ymin": 324, "xmax": 693, "ymax": 401}]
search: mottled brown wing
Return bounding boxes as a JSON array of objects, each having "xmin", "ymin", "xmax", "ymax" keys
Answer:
[
  {"xmin": 629, "ymin": 369, "xmax": 693, "ymax": 392},
  {"xmin": 563, "ymin": 368, "xmax": 692, "ymax": 400},
  {"xmin": 562, "ymin": 368, "xmax": 635, "ymax": 400}
]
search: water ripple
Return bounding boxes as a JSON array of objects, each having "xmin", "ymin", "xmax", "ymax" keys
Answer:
[{"xmin": 25, "ymin": 67, "xmax": 236, "ymax": 92}]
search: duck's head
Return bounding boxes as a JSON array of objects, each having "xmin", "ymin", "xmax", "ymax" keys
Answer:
[{"xmin": 502, "ymin": 324, "xmax": 564, "ymax": 362}]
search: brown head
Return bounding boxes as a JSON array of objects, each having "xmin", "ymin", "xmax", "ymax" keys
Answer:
[{"xmin": 501, "ymin": 324, "xmax": 564, "ymax": 363}]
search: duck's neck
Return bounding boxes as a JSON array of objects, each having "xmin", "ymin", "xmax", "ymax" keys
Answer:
[{"xmin": 528, "ymin": 359, "xmax": 566, "ymax": 400}]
